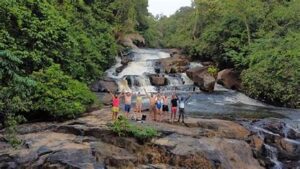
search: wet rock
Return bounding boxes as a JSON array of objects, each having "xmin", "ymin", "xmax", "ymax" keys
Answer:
[
  {"xmin": 186, "ymin": 66, "xmax": 215, "ymax": 92},
  {"xmin": 154, "ymin": 134, "xmax": 263, "ymax": 169},
  {"xmin": 149, "ymin": 74, "xmax": 167, "ymax": 86},
  {"xmin": 276, "ymin": 138, "xmax": 300, "ymax": 160},
  {"xmin": 90, "ymin": 77, "xmax": 118, "ymax": 92},
  {"xmin": 116, "ymin": 64, "xmax": 127, "ymax": 73},
  {"xmin": 217, "ymin": 69, "xmax": 241, "ymax": 90},
  {"xmin": 159, "ymin": 55, "xmax": 189, "ymax": 73},
  {"xmin": 201, "ymin": 61, "xmax": 215, "ymax": 66},
  {"xmin": 249, "ymin": 135, "xmax": 264, "ymax": 151}
]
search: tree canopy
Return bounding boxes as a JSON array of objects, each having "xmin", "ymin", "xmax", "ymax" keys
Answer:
[
  {"xmin": 148, "ymin": 0, "xmax": 300, "ymax": 108},
  {"xmin": 0, "ymin": 0, "xmax": 151, "ymax": 121}
]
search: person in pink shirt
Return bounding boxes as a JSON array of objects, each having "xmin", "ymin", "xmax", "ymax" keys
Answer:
[{"xmin": 108, "ymin": 90, "xmax": 123, "ymax": 121}]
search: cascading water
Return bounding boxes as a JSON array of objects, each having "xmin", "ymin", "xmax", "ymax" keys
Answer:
[
  {"xmin": 104, "ymin": 48, "xmax": 300, "ymax": 168},
  {"xmin": 264, "ymin": 144, "xmax": 283, "ymax": 169}
]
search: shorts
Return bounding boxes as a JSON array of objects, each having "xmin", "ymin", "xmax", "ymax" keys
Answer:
[
  {"xmin": 171, "ymin": 107, "xmax": 177, "ymax": 113},
  {"xmin": 162, "ymin": 105, "xmax": 169, "ymax": 112},
  {"xmin": 125, "ymin": 104, "xmax": 131, "ymax": 113},
  {"xmin": 112, "ymin": 107, "xmax": 119, "ymax": 113}
]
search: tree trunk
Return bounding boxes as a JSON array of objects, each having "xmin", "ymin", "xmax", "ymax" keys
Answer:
[{"xmin": 243, "ymin": 17, "xmax": 251, "ymax": 45}]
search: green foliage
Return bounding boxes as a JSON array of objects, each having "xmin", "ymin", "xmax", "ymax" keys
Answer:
[
  {"xmin": 110, "ymin": 116, "xmax": 159, "ymax": 142},
  {"xmin": 111, "ymin": 115, "xmax": 131, "ymax": 136},
  {"xmin": 0, "ymin": 0, "xmax": 117, "ymax": 83},
  {"xmin": 112, "ymin": 0, "xmax": 149, "ymax": 34},
  {"xmin": 4, "ymin": 114, "xmax": 26, "ymax": 148},
  {"xmin": 207, "ymin": 65, "xmax": 218, "ymax": 78},
  {"xmin": 130, "ymin": 125, "xmax": 158, "ymax": 141},
  {"xmin": 0, "ymin": 0, "xmax": 150, "ymax": 123},
  {"xmin": 0, "ymin": 51, "xmax": 35, "ymax": 116},
  {"xmin": 153, "ymin": 0, "xmax": 300, "ymax": 107},
  {"xmin": 242, "ymin": 33, "xmax": 300, "ymax": 108},
  {"xmin": 31, "ymin": 64, "xmax": 97, "ymax": 119}
]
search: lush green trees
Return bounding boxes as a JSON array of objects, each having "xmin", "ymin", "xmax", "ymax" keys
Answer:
[
  {"xmin": 151, "ymin": 0, "xmax": 300, "ymax": 108},
  {"xmin": 31, "ymin": 64, "xmax": 97, "ymax": 119},
  {"xmin": 0, "ymin": 0, "xmax": 151, "ymax": 123}
]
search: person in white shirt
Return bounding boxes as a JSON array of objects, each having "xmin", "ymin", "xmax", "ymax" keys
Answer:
[{"xmin": 178, "ymin": 94, "xmax": 191, "ymax": 123}]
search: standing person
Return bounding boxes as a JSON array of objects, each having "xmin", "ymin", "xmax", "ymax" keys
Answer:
[
  {"xmin": 156, "ymin": 94, "xmax": 163, "ymax": 122},
  {"xmin": 124, "ymin": 91, "xmax": 133, "ymax": 119},
  {"xmin": 162, "ymin": 94, "xmax": 169, "ymax": 121},
  {"xmin": 108, "ymin": 90, "xmax": 123, "ymax": 121},
  {"xmin": 170, "ymin": 94, "xmax": 178, "ymax": 123},
  {"xmin": 144, "ymin": 88, "xmax": 157, "ymax": 121},
  {"xmin": 178, "ymin": 93, "xmax": 192, "ymax": 123},
  {"xmin": 135, "ymin": 92, "xmax": 143, "ymax": 120}
]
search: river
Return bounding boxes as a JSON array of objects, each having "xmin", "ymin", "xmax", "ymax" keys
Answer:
[{"xmin": 103, "ymin": 48, "xmax": 300, "ymax": 169}]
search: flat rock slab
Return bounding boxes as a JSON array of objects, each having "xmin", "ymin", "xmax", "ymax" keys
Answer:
[{"xmin": 154, "ymin": 133, "xmax": 264, "ymax": 169}]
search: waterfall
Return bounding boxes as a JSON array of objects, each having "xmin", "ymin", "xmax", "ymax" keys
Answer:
[
  {"xmin": 263, "ymin": 144, "xmax": 283, "ymax": 169},
  {"xmin": 102, "ymin": 48, "xmax": 300, "ymax": 168}
]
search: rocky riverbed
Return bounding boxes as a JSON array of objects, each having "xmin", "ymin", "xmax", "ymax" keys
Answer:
[{"xmin": 0, "ymin": 107, "xmax": 287, "ymax": 169}]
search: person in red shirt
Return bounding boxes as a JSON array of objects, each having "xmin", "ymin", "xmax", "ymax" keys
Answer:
[{"xmin": 108, "ymin": 90, "xmax": 123, "ymax": 121}]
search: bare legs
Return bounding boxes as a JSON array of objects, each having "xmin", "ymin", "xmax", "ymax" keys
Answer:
[{"xmin": 112, "ymin": 112, "xmax": 118, "ymax": 121}]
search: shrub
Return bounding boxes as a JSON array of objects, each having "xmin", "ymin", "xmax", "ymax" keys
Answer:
[
  {"xmin": 111, "ymin": 115, "xmax": 131, "ymax": 136},
  {"xmin": 207, "ymin": 65, "xmax": 218, "ymax": 78},
  {"xmin": 31, "ymin": 64, "xmax": 97, "ymax": 119},
  {"xmin": 4, "ymin": 114, "xmax": 26, "ymax": 148},
  {"xmin": 110, "ymin": 115, "xmax": 159, "ymax": 142}
]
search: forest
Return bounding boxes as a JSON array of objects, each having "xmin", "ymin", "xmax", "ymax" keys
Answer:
[
  {"xmin": 146, "ymin": 0, "xmax": 300, "ymax": 108},
  {"xmin": 0, "ymin": 0, "xmax": 299, "ymax": 125},
  {"xmin": 0, "ymin": 0, "xmax": 149, "ymax": 123}
]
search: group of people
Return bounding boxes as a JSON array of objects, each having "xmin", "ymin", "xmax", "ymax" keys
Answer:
[{"xmin": 108, "ymin": 88, "xmax": 191, "ymax": 123}]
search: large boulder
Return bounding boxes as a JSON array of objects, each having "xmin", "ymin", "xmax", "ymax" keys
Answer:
[
  {"xmin": 274, "ymin": 137, "xmax": 300, "ymax": 160},
  {"xmin": 149, "ymin": 75, "xmax": 167, "ymax": 86},
  {"xmin": 186, "ymin": 66, "xmax": 215, "ymax": 92},
  {"xmin": 154, "ymin": 134, "xmax": 264, "ymax": 169},
  {"xmin": 217, "ymin": 69, "xmax": 241, "ymax": 90},
  {"xmin": 90, "ymin": 77, "xmax": 118, "ymax": 92},
  {"xmin": 159, "ymin": 55, "xmax": 189, "ymax": 73},
  {"xmin": 101, "ymin": 93, "xmax": 112, "ymax": 106}
]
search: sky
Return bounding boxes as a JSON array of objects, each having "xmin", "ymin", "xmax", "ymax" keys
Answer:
[{"xmin": 148, "ymin": 0, "xmax": 192, "ymax": 17}]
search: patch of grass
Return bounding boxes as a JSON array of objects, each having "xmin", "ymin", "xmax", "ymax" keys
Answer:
[{"xmin": 109, "ymin": 116, "xmax": 159, "ymax": 142}]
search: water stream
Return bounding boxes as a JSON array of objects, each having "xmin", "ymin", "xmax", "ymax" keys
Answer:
[{"xmin": 104, "ymin": 48, "xmax": 300, "ymax": 168}]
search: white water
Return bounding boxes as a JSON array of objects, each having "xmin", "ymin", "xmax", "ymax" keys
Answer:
[
  {"xmin": 105, "ymin": 49, "xmax": 300, "ymax": 117},
  {"xmin": 264, "ymin": 144, "xmax": 283, "ymax": 169}
]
